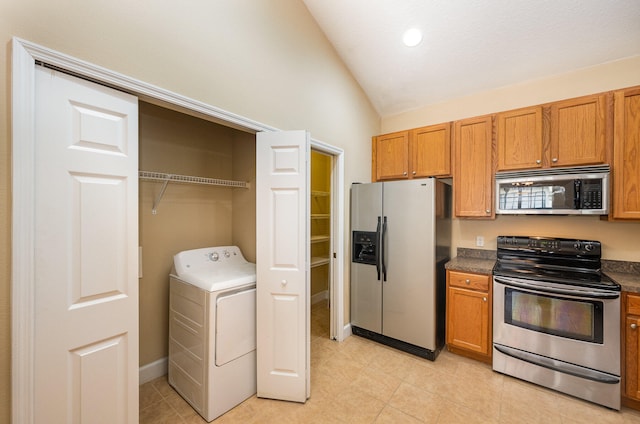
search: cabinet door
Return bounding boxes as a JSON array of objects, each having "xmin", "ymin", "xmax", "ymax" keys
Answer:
[
  {"xmin": 446, "ymin": 286, "xmax": 490, "ymax": 355},
  {"xmin": 497, "ymin": 106, "xmax": 543, "ymax": 171},
  {"xmin": 453, "ymin": 115, "xmax": 494, "ymax": 218},
  {"xmin": 549, "ymin": 94, "xmax": 607, "ymax": 167},
  {"xmin": 410, "ymin": 123, "xmax": 451, "ymax": 177},
  {"xmin": 613, "ymin": 87, "xmax": 640, "ymax": 219},
  {"xmin": 625, "ymin": 315, "xmax": 640, "ymax": 399},
  {"xmin": 373, "ymin": 131, "xmax": 409, "ymax": 181}
]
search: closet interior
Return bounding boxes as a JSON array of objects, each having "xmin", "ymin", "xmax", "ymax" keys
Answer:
[
  {"xmin": 138, "ymin": 101, "xmax": 256, "ymax": 368},
  {"xmin": 310, "ymin": 151, "xmax": 332, "ymax": 334}
]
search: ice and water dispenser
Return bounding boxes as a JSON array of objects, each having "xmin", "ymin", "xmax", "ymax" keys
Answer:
[{"xmin": 352, "ymin": 231, "xmax": 378, "ymax": 265}]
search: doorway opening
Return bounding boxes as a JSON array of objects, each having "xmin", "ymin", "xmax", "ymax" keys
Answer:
[{"xmin": 310, "ymin": 150, "xmax": 332, "ymax": 341}]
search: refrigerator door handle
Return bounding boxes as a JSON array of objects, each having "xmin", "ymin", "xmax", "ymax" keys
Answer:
[
  {"xmin": 375, "ymin": 216, "xmax": 382, "ymax": 281},
  {"xmin": 382, "ymin": 216, "xmax": 387, "ymax": 281}
]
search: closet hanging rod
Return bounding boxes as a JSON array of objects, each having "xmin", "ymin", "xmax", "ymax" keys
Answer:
[{"xmin": 139, "ymin": 170, "xmax": 250, "ymax": 215}]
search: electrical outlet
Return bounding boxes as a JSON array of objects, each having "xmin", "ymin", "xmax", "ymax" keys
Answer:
[{"xmin": 476, "ymin": 236, "xmax": 485, "ymax": 247}]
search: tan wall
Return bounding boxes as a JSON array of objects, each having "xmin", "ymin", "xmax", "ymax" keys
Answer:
[
  {"xmin": 0, "ymin": 1, "xmax": 380, "ymax": 419},
  {"xmin": 381, "ymin": 56, "xmax": 640, "ymax": 262},
  {"xmin": 138, "ymin": 102, "xmax": 256, "ymax": 366}
]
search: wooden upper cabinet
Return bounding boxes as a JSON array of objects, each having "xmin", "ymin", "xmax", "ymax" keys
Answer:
[
  {"xmin": 497, "ymin": 106, "xmax": 543, "ymax": 171},
  {"xmin": 613, "ymin": 87, "xmax": 640, "ymax": 219},
  {"xmin": 372, "ymin": 130, "xmax": 410, "ymax": 181},
  {"xmin": 372, "ymin": 124, "xmax": 451, "ymax": 181},
  {"xmin": 453, "ymin": 115, "xmax": 494, "ymax": 218},
  {"xmin": 549, "ymin": 94, "xmax": 607, "ymax": 167},
  {"xmin": 410, "ymin": 123, "xmax": 451, "ymax": 178}
]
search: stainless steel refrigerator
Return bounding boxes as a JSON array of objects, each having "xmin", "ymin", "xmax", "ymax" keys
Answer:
[{"xmin": 350, "ymin": 178, "xmax": 451, "ymax": 360}]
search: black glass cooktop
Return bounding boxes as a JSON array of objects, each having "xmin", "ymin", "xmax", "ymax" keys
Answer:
[{"xmin": 493, "ymin": 236, "xmax": 621, "ymax": 291}]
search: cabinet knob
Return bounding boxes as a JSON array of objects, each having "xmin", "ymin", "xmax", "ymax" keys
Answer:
[
  {"xmin": 465, "ymin": 279, "xmax": 470, "ymax": 285},
  {"xmin": 552, "ymin": 158, "xmax": 558, "ymax": 163},
  {"xmin": 403, "ymin": 171, "xmax": 407, "ymax": 176},
  {"xmin": 536, "ymin": 159, "xmax": 541, "ymax": 164},
  {"xmin": 632, "ymin": 323, "xmax": 638, "ymax": 330},
  {"xmin": 483, "ymin": 297, "xmax": 487, "ymax": 302},
  {"xmin": 485, "ymin": 209, "xmax": 491, "ymax": 214},
  {"xmin": 412, "ymin": 171, "xmax": 416, "ymax": 175},
  {"xmin": 281, "ymin": 279, "xmax": 288, "ymax": 286}
]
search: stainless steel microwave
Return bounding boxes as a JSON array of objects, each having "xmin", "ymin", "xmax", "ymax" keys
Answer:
[{"xmin": 495, "ymin": 165, "xmax": 609, "ymax": 215}]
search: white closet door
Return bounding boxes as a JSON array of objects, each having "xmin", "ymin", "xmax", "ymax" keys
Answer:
[
  {"xmin": 34, "ymin": 66, "xmax": 139, "ymax": 423},
  {"xmin": 256, "ymin": 130, "xmax": 310, "ymax": 402}
]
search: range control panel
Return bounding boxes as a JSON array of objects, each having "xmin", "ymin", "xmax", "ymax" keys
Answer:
[{"xmin": 497, "ymin": 235, "xmax": 601, "ymax": 257}]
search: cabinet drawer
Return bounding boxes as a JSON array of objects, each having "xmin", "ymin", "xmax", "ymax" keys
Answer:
[
  {"xmin": 448, "ymin": 271, "xmax": 489, "ymax": 291},
  {"xmin": 627, "ymin": 293, "xmax": 640, "ymax": 315}
]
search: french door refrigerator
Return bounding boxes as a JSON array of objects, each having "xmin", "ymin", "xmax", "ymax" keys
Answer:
[{"xmin": 350, "ymin": 178, "xmax": 451, "ymax": 360}]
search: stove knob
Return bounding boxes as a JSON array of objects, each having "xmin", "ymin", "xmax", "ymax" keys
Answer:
[
  {"xmin": 573, "ymin": 242, "xmax": 582, "ymax": 250},
  {"xmin": 584, "ymin": 243, "xmax": 594, "ymax": 252}
]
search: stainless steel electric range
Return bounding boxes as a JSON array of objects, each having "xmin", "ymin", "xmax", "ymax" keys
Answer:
[{"xmin": 492, "ymin": 235, "xmax": 621, "ymax": 410}]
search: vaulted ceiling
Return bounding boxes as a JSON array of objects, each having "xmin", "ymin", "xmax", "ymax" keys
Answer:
[{"xmin": 303, "ymin": 0, "xmax": 640, "ymax": 117}]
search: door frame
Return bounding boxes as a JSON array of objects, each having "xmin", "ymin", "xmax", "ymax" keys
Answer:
[
  {"xmin": 310, "ymin": 142, "xmax": 345, "ymax": 341},
  {"xmin": 11, "ymin": 37, "xmax": 345, "ymax": 422}
]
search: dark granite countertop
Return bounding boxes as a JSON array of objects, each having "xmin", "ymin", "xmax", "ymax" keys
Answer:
[
  {"xmin": 445, "ymin": 256, "xmax": 495, "ymax": 275},
  {"xmin": 445, "ymin": 248, "xmax": 495, "ymax": 275},
  {"xmin": 603, "ymin": 260, "xmax": 640, "ymax": 293},
  {"xmin": 445, "ymin": 249, "xmax": 640, "ymax": 292}
]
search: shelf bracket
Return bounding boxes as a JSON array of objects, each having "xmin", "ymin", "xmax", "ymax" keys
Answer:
[{"xmin": 152, "ymin": 175, "xmax": 171, "ymax": 215}]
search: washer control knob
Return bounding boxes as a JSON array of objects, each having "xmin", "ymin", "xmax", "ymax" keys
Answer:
[
  {"xmin": 209, "ymin": 252, "xmax": 219, "ymax": 261},
  {"xmin": 223, "ymin": 250, "xmax": 231, "ymax": 258}
]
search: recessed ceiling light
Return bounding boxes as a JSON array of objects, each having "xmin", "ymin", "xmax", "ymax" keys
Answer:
[{"xmin": 402, "ymin": 28, "xmax": 423, "ymax": 47}]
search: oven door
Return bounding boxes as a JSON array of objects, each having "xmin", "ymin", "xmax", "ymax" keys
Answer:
[{"xmin": 493, "ymin": 275, "xmax": 620, "ymax": 376}]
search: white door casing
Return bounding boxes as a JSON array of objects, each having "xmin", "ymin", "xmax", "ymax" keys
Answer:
[
  {"xmin": 33, "ymin": 66, "xmax": 139, "ymax": 423},
  {"xmin": 256, "ymin": 130, "xmax": 310, "ymax": 402}
]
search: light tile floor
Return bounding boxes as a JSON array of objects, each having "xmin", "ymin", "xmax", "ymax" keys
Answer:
[{"xmin": 140, "ymin": 301, "xmax": 640, "ymax": 423}]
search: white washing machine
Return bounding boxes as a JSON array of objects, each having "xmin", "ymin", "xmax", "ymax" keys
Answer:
[{"xmin": 168, "ymin": 246, "xmax": 256, "ymax": 422}]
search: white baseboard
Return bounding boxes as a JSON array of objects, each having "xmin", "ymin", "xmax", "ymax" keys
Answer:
[
  {"xmin": 342, "ymin": 323, "xmax": 352, "ymax": 340},
  {"xmin": 311, "ymin": 289, "xmax": 329, "ymax": 305},
  {"xmin": 139, "ymin": 357, "xmax": 168, "ymax": 385}
]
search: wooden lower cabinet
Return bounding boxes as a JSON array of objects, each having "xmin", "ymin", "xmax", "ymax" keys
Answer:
[
  {"xmin": 624, "ymin": 292, "xmax": 640, "ymax": 409},
  {"xmin": 446, "ymin": 270, "xmax": 492, "ymax": 363}
]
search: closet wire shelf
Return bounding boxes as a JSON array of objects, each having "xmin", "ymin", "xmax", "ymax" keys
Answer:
[{"xmin": 139, "ymin": 170, "xmax": 250, "ymax": 214}]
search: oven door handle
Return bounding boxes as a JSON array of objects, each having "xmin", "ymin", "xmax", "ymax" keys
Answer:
[
  {"xmin": 493, "ymin": 276, "xmax": 620, "ymax": 300},
  {"xmin": 494, "ymin": 344, "xmax": 620, "ymax": 384}
]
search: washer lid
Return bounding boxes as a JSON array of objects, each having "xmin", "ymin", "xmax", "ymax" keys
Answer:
[
  {"xmin": 171, "ymin": 246, "xmax": 256, "ymax": 292},
  {"xmin": 174, "ymin": 262, "xmax": 256, "ymax": 292}
]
